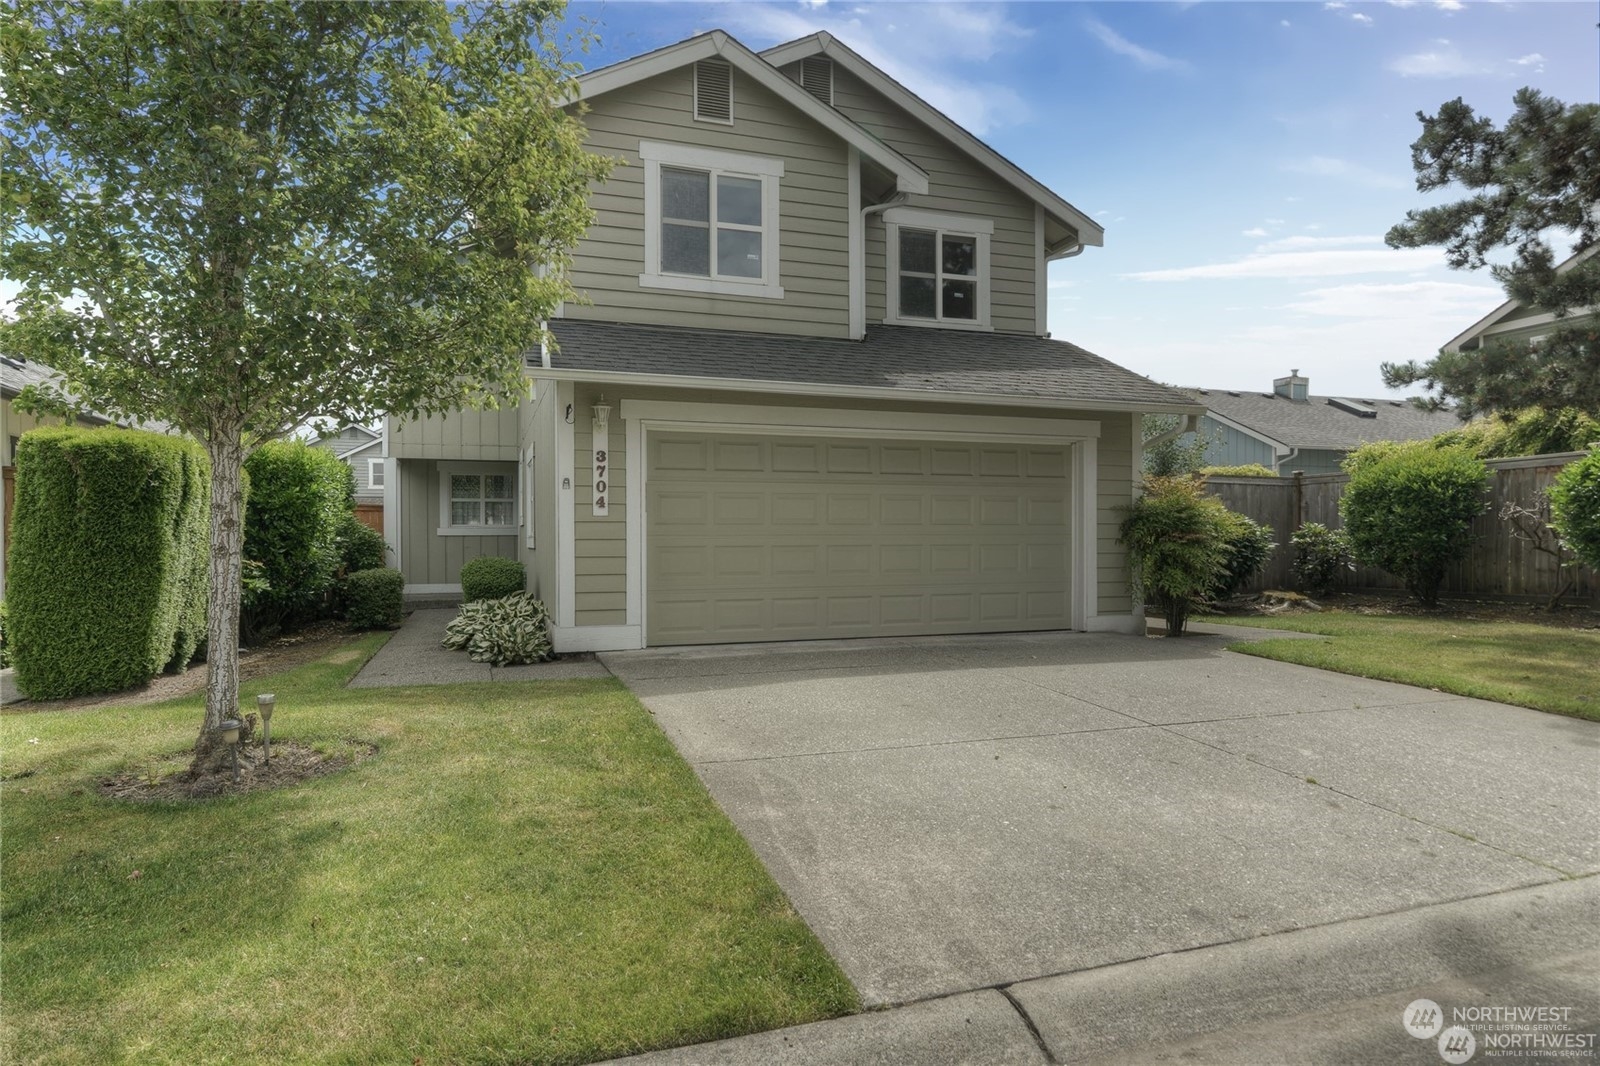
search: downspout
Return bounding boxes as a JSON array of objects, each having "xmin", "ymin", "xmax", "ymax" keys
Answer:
[
  {"xmin": 1141, "ymin": 413, "xmax": 1201, "ymax": 456},
  {"xmin": 854, "ymin": 192, "xmax": 909, "ymax": 340}
]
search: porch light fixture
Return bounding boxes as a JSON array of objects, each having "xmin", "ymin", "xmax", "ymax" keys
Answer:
[
  {"xmin": 216, "ymin": 719, "xmax": 243, "ymax": 784},
  {"xmin": 592, "ymin": 396, "xmax": 611, "ymax": 431},
  {"xmin": 257, "ymin": 693, "xmax": 275, "ymax": 764}
]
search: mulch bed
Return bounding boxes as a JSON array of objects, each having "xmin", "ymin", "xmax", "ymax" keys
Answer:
[
  {"xmin": 1212, "ymin": 589, "xmax": 1600, "ymax": 631},
  {"xmin": 98, "ymin": 739, "xmax": 377, "ymax": 802}
]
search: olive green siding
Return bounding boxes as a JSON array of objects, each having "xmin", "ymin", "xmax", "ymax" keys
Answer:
[
  {"xmin": 388, "ymin": 406, "xmax": 520, "ymax": 461},
  {"xmin": 395, "ymin": 458, "xmax": 518, "ymax": 587},
  {"xmin": 812, "ymin": 66, "xmax": 1041, "ymax": 336},
  {"xmin": 568, "ymin": 67, "xmax": 852, "ymax": 337},
  {"xmin": 572, "ymin": 382, "xmax": 629, "ymax": 627},
  {"xmin": 1095, "ymin": 413, "xmax": 1135, "ymax": 616}
]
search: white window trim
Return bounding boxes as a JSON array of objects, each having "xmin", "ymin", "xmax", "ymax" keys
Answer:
[
  {"xmin": 437, "ymin": 460, "xmax": 518, "ymax": 537},
  {"xmin": 639, "ymin": 140, "xmax": 784, "ymax": 300},
  {"xmin": 883, "ymin": 207, "xmax": 993, "ymax": 332},
  {"xmin": 367, "ymin": 457, "xmax": 386, "ymax": 489}
]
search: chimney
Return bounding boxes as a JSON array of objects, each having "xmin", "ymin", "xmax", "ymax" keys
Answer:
[{"xmin": 1273, "ymin": 369, "xmax": 1309, "ymax": 402}]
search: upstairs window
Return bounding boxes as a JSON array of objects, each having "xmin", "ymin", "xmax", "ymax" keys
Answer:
[
  {"xmin": 883, "ymin": 208, "xmax": 993, "ymax": 331},
  {"xmin": 640, "ymin": 141, "xmax": 784, "ymax": 300}
]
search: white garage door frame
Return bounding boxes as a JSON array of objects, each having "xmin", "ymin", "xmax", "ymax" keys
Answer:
[{"xmin": 545, "ymin": 398, "xmax": 1102, "ymax": 652}]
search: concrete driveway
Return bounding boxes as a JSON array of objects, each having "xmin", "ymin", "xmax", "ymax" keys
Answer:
[{"xmin": 601, "ymin": 630, "xmax": 1600, "ymax": 1013}]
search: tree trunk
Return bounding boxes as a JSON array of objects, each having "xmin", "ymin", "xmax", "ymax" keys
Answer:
[{"xmin": 190, "ymin": 424, "xmax": 248, "ymax": 777}]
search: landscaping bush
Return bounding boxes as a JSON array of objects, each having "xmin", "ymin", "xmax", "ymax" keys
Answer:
[
  {"xmin": 344, "ymin": 568, "xmax": 405, "ymax": 630},
  {"xmin": 7, "ymin": 427, "xmax": 209, "ymax": 698},
  {"xmin": 243, "ymin": 440, "xmax": 353, "ymax": 639},
  {"xmin": 1290, "ymin": 522, "xmax": 1354, "ymax": 596},
  {"xmin": 1549, "ymin": 447, "xmax": 1600, "ymax": 573},
  {"xmin": 1141, "ymin": 414, "xmax": 1212, "ymax": 477},
  {"xmin": 1339, "ymin": 441, "xmax": 1488, "ymax": 606},
  {"xmin": 1119, "ymin": 476, "xmax": 1231, "ymax": 636},
  {"xmin": 1201, "ymin": 464, "xmax": 1278, "ymax": 478},
  {"xmin": 1210, "ymin": 510, "xmax": 1277, "ymax": 599},
  {"xmin": 1431, "ymin": 407, "xmax": 1600, "ymax": 459},
  {"xmin": 338, "ymin": 514, "xmax": 388, "ymax": 574},
  {"xmin": 442, "ymin": 591, "xmax": 553, "ymax": 665},
  {"xmin": 460, "ymin": 556, "xmax": 526, "ymax": 603},
  {"xmin": 0, "ymin": 601, "xmax": 10, "ymax": 669}
]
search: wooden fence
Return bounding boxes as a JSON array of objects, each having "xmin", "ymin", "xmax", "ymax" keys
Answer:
[
  {"xmin": 353, "ymin": 503, "xmax": 384, "ymax": 534},
  {"xmin": 1205, "ymin": 451, "xmax": 1599, "ymax": 604}
]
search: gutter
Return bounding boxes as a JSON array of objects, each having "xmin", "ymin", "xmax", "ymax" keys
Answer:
[{"xmin": 1141, "ymin": 413, "xmax": 1200, "ymax": 455}]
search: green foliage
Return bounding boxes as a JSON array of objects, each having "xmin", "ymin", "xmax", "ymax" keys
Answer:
[
  {"xmin": 1201, "ymin": 464, "xmax": 1278, "ymax": 478},
  {"xmin": 242, "ymin": 441, "xmax": 353, "ymax": 639},
  {"xmin": 0, "ymin": 601, "xmax": 10, "ymax": 669},
  {"xmin": 1119, "ymin": 477, "xmax": 1232, "ymax": 636},
  {"xmin": 344, "ymin": 568, "xmax": 405, "ymax": 631},
  {"xmin": 338, "ymin": 515, "xmax": 389, "ymax": 575},
  {"xmin": 1141, "ymin": 415, "xmax": 1212, "ymax": 477},
  {"xmin": 1384, "ymin": 89, "xmax": 1600, "ymax": 417},
  {"xmin": 6, "ymin": 427, "xmax": 209, "ymax": 698},
  {"xmin": 442, "ymin": 591, "xmax": 553, "ymax": 665},
  {"xmin": 1339, "ymin": 441, "xmax": 1488, "ymax": 606},
  {"xmin": 460, "ymin": 556, "xmax": 527, "ymax": 604},
  {"xmin": 1429, "ymin": 407, "xmax": 1600, "ymax": 459},
  {"xmin": 1290, "ymin": 523, "xmax": 1354, "ymax": 596},
  {"xmin": 1211, "ymin": 510, "xmax": 1277, "ymax": 599},
  {"xmin": 1549, "ymin": 449, "xmax": 1600, "ymax": 573}
]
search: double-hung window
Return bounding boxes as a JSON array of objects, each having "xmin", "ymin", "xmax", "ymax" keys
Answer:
[
  {"xmin": 883, "ymin": 208, "xmax": 993, "ymax": 330},
  {"xmin": 438, "ymin": 463, "xmax": 517, "ymax": 536},
  {"xmin": 640, "ymin": 140, "xmax": 784, "ymax": 299}
]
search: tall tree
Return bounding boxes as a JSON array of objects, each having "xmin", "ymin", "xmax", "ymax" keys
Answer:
[
  {"xmin": 1, "ymin": 1, "xmax": 611, "ymax": 773},
  {"xmin": 1383, "ymin": 88, "xmax": 1600, "ymax": 417}
]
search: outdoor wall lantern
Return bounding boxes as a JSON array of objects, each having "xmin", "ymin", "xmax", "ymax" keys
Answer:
[
  {"xmin": 257, "ymin": 693, "xmax": 276, "ymax": 764},
  {"xmin": 592, "ymin": 396, "xmax": 611, "ymax": 431},
  {"xmin": 217, "ymin": 719, "xmax": 243, "ymax": 784}
]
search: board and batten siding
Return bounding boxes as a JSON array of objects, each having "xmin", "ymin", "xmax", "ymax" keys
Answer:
[
  {"xmin": 568, "ymin": 67, "xmax": 852, "ymax": 338},
  {"xmin": 388, "ymin": 405, "xmax": 521, "ymax": 462},
  {"xmin": 809, "ymin": 65, "xmax": 1041, "ymax": 336},
  {"xmin": 395, "ymin": 458, "xmax": 518, "ymax": 587},
  {"xmin": 1194, "ymin": 420, "xmax": 1280, "ymax": 471}
]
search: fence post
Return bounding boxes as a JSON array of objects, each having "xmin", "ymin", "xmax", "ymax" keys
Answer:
[{"xmin": 1292, "ymin": 470, "xmax": 1304, "ymax": 529}]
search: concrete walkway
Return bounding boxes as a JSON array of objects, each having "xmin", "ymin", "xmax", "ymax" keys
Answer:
[
  {"xmin": 348, "ymin": 608, "xmax": 611, "ymax": 687},
  {"xmin": 599, "ymin": 629, "xmax": 1600, "ymax": 1063}
]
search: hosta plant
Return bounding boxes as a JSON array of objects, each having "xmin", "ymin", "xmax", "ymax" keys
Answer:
[{"xmin": 442, "ymin": 592, "xmax": 554, "ymax": 666}]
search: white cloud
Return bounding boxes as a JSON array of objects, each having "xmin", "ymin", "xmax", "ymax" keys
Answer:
[
  {"xmin": 1125, "ymin": 246, "xmax": 1441, "ymax": 282},
  {"xmin": 1083, "ymin": 17, "xmax": 1190, "ymax": 72},
  {"xmin": 1282, "ymin": 155, "xmax": 1408, "ymax": 190},
  {"xmin": 1255, "ymin": 234, "xmax": 1382, "ymax": 252},
  {"xmin": 1284, "ymin": 280, "xmax": 1503, "ymax": 318},
  {"xmin": 1388, "ymin": 44, "xmax": 1488, "ymax": 77},
  {"xmin": 1323, "ymin": 1, "xmax": 1346, "ymax": 8},
  {"xmin": 1435, "ymin": 0, "xmax": 1463, "ymax": 10},
  {"xmin": 1281, "ymin": 19, "xmax": 1292, "ymax": 27},
  {"xmin": 1512, "ymin": 52, "xmax": 1547, "ymax": 73},
  {"xmin": 1351, "ymin": 12, "xmax": 1374, "ymax": 25},
  {"xmin": 1242, "ymin": 227, "xmax": 1269, "ymax": 237}
]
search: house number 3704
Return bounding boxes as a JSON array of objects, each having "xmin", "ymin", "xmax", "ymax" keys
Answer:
[{"xmin": 592, "ymin": 443, "xmax": 609, "ymax": 517}]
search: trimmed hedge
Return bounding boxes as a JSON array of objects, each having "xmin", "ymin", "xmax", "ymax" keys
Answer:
[
  {"xmin": 1550, "ymin": 448, "xmax": 1600, "ymax": 573},
  {"xmin": 1290, "ymin": 522, "xmax": 1353, "ymax": 596},
  {"xmin": 461, "ymin": 556, "xmax": 525, "ymax": 603},
  {"xmin": 1210, "ymin": 509, "xmax": 1277, "ymax": 599},
  {"xmin": 7, "ymin": 427, "xmax": 209, "ymax": 698},
  {"xmin": 1119, "ymin": 476, "xmax": 1231, "ymax": 636},
  {"xmin": 242, "ymin": 440, "xmax": 353, "ymax": 638},
  {"xmin": 1201, "ymin": 464, "xmax": 1278, "ymax": 478},
  {"xmin": 338, "ymin": 514, "xmax": 388, "ymax": 574},
  {"xmin": 345, "ymin": 568, "xmax": 405, "ymax": 630}
]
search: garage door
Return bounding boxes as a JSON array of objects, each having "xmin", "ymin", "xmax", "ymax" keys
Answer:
[{"xmin": 646, "ymin": 432, "xmax": 1072, "ymax": 645}]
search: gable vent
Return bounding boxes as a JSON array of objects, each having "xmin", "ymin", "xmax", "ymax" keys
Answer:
[
  {"xmin": 694, "ymin": 60, "xmax": 733, "ymax": 122},
  {"xmin": 800, "ymin": 56, "xmax": 833, "ymax": 105},
  {"xmin": 1328, "ymin": 397, "xmax": 1378, "ymax": 418}
]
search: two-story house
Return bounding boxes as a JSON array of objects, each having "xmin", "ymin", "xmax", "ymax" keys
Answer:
[{"xmin": 382, "ymin": 29, "xmax": 1200, "ymax": 652}]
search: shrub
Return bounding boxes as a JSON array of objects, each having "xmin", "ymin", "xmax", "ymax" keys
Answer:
[
  {"xmin": 243, "ymin": 440, "xmax": 354, "ymax": 639},
  {"xmin": 1201, "ymin": 464, "xmax": 1278, "ymax": 478},
  {"xmin": 7, "ymin": 427, "xmax": 209, "ymax": 698},
  {"xmin": 0, "ymin": 601, "xmax": 9, "ymax": 670},
  {"xmin": 1431, "ymin": 407, "xmax": 1600, "ymax": 459},
  {"xmin": 1141, "ymin": 414, "xmax": 1212, "ymax": 477},
  {"xmin": 460, "ymin": 556, "xmax": 526, "ymax": 603},
  {"xmin": 442, "ymin": 591, "xmax": 553, "ymax": 665},
  {"xmin": 1119, "ymin": 476, "xmax": 1231, "ymax": 636},
  {"xmin": 1210, "ymin": 510, "xmax": 1277, "ymax": 599},
  {"xmin": 344, "ymin": 568, "xmax": 405, "ymax": 630},
  {"xmin": 1340, "ymin": 441, "xmax": 1487, "ymax": 606},
  {"xmin": 1549, "ymin": 448, "xmax": 1600, "ymax": 573},
  {"xmin": 1290, "ymin": 522, "xmax": 1354, "ymax": 596},
  {"xmin": 338, "ymin": 514, "xmax": 388, "ymax": 574}
]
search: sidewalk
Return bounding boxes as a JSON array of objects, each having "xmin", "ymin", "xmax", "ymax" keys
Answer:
[{"xmin": 347, "ymin": 608, "xmax": 611, "ymax": 687}]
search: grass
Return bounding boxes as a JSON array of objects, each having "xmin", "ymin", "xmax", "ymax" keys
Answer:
[
  {"xmin": 1204, "ymin": 612, "xmax": 1600, "ymax": 721},
  {"xmin": 0, "ymin": 635, "xmax": 857, "ymax": 1065}
]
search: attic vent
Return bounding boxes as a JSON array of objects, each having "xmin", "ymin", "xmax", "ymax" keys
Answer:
[
  {"xmin": 800, "ymin": 56, "xmax": 833, "ymax": 105},
  {"xmin": 1328, "ymin": 397, "xmax": 1378, "ymax": 418},
  {"xmin": 694, "ymin": 60, "xmax": 733, "ymax": 122}
]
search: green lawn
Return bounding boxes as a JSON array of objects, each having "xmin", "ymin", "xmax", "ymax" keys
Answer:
[
  {"xmin": 0, "ymin": 636, "xmax": 857, "ymax": 1065},
  {"xmin": 1205, "ymin": 612, "xmax": 1600, "ymax": 721}
]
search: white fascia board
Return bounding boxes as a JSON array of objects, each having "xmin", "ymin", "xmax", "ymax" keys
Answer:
[
  {"xmin": 1442, "ymin": 242, "xmax": 1599, "ymax": 352},
  {"xmin": 539, "ymin": 366, "xmax": 1205, "ymax": 417},
  {"xmin": 761, "ymin": 33, "xmax": 1103, "ymax": 247},
  {"xmin": 1201, "ymin": 409, "xmax": 1291, "ymax": 457},
  {"xmin": 573, "ymin": 30, "xmax": 929, "ymax": 196}
]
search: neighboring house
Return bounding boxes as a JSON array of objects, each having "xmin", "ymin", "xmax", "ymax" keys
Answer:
[
  {"xmin": 1442, "ymin": 242, "xmax": 1598, "ymax": 358},
  {"xmin": 308, "ymin": 423, "xmax": 387, "ymax": 505},
  {"xmin": 384, "ymin": 29, "xmax": 1201, "ymax": 651},
  {"xmin": 1182, "ymin": 370, "xmax": 1460, "ymax": 476}
]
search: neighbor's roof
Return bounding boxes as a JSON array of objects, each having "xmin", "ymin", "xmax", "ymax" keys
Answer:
[
  {"xmin": 1188, "ymin": 387, "xmax": 1459, "ymax": 452},
  {"xmin": 543, "ymin": 321, "xmax": 1199, "ymax": 413},
  {"xmin": 1443, "ymin": 242, "xmax": 1598, "ymax": 353},
  {"xmin": 2, "ymin": 356, "xmax": 172, "ymax": 433}
]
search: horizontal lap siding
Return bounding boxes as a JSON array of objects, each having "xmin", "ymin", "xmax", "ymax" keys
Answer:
[
  {"xmin": 569, "ymin": 69, "xmax": 850, "ymax": 338},
  {"xmin": 1096, "ymin": 414, "xmax": 1135, "ymax": 616},
  {"xmin": 573, "ymin": 383, "xmax": 628, "ymax": 627},
  {"xmin": 397, "ymin": 459, "xmax": 518, "ymax": 587},
  {"xmin": 828, "ymin": 67, "xmax": 1039, "ymax": 336}
]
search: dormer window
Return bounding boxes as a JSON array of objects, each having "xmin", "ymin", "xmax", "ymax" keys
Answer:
[
  {"xmin": 639, "ymin": 141, "xmax": 785, "ymax": 300},
  {"xmin": 883, "ymin": 208, "xmax": 993, "ymax": 330}
]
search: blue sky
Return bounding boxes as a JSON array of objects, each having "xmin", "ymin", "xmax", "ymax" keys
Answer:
[{"xmin": 565, "ymin": 0, "xmax": 1598, "ymax": 398}]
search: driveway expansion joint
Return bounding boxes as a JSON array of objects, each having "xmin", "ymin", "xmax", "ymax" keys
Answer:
[{"xmin": 996, "ymin": 986, "xmax": 1058, "ymax": 1065}]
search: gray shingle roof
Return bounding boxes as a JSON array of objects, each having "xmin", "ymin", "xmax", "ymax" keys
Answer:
[
  {"xmin": 545, "ymin": 321, "xmax": 1197, "ymax": 410},
  {"xmin": 2, "ymin": 356, "xmax": 173, "ymax": 433},
  {"xmin": 1188, "ymin": 387, "xmax": 1461, "ymax": 451}
]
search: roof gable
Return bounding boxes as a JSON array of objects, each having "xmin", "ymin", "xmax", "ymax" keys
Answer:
[
  {"xmin": 1443, "ymin": 242, "xmax": 1599, "ymax": 352},
  {"xmin": 760, "ymin": 33, "xmax": 1102, "ymax": 249},
  {"xmin": 574, "ymin": 30, "xmax": 929, "ymax": 196}
]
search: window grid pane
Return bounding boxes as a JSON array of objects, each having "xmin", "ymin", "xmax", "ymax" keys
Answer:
[
  {"xmin": 662, "ymin": 222, "xmax": 711, "ymax": 275},
  {"xmin": 716, "ymin": 175, "xmax": 762, "ymax": 226},
  {"xmin": 450, "ymin": 474, "xmax": 481, "ymax": 500},
  {"xmin": 898, "ymin": 226, "xmax": 980, "ymax": 323},
  {"xmin": 717, "ymin": 229, "xmax": 763, "ymax": 278},
  {"xmin": 661, "ymin": 167, "xmax": 709, "ymax": 222}
]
